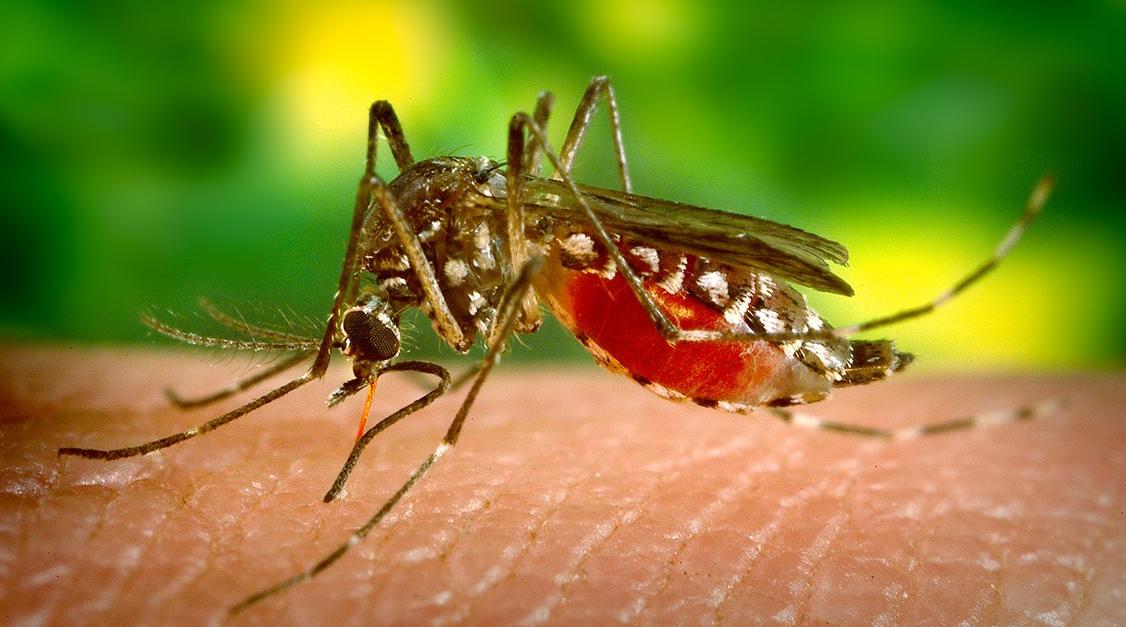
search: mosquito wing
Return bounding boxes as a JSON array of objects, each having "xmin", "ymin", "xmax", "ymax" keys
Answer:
[{"xmin": 523, "ymin": 179, "xmax": 854, "ymax": 296}]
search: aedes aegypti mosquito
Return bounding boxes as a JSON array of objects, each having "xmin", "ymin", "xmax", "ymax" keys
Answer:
[{"xmin": 59, "ymin": 76, "xmax": 1055, "ymax": 614}]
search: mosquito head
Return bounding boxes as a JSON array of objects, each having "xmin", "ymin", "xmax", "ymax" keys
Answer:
[{"xmin": 340, "ymin": 294, "xmax": 401, "ymax": 368}]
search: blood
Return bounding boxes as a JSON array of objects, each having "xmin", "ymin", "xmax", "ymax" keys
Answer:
[{"xmin": 562, "ymin": 269, "xmax": 789, "ymax": 403}]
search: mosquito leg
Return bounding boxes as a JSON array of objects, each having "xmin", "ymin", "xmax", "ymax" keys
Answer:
[
  {"xmin": 371, "ymin": 179, "xmax": 469, "ymax": 351},
  {"xmin": 515, "ymin": 118, "xmax": 1054, "ymax": 351},
  {"xmin": 59, "ymin": 375, "xmax": 316, "ymax": 459},
  {"xmin": 504, "ymin": 78, "xmax": 633, "ymax": 331},
  {"xmin": 523, "ymin": 91, "xmax": 555, "ymax": 177},
  {"xmin": 512, "ymin": 113, "xmax": 688, "ymax": 342},
  {"xmin": 367, "ymin": 100, "xmax": 414, "ymax": 172},
  {"xmin": 401, "ymin": 362, "xmax": 481, "ymax": 394},
  {"xmin": 824, "ymin": 175, "xmax": 1054, "ymax": 338},
  {"xmin": 670, "ymin": 174, "xmax": 1055, "ymax": 344},
  {"xmin": 229, "ymin": 257, "xmax": 544, "ymax": 616},
  {"xmin": 556, "ymin": 75, "xmax": 632, "ymax": 193},
  {"xmin": 763, "ymin": 398, "xmax": 1062, "ymax": 440},
  {"xmin": 322, "ymin": 360, "xmax": 451, "ymax": 502},
  {"xmin": 504, "ymin": 115, "xmax": 544, "ymax": 333},
  {"xmin": 340, "ymin": 101, "xmax": 415, "ymax": 312},
  {"xmin": 165, "ymin": 349, "xmax": 316, "ymax": 409}
]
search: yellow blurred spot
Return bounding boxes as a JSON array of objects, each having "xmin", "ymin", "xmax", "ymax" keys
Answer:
[
  {"xmin": 270, "ymin": 1, "xmax": 449, "ymax": 166},
  {"xmin": 579, "ymin": 0, "xmax": 700, "ymax": 61},
  {"xmin": 811, "ymin": 201, "xmax": 1069, "ymax": 370}
]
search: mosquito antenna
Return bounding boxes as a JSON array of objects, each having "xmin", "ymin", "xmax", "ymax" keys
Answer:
[
  {"xmin": 141, "ymin": 312, "xmax": 320, "ymax": 352},
  {"xmin": 197, "ymin": 298, "xmax": 314, "ymax": 343}
]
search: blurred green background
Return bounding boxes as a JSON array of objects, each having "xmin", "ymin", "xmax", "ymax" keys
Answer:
[{"xmin": 2, "ymin": 1, "xmax": 1123, "ymax": 370}]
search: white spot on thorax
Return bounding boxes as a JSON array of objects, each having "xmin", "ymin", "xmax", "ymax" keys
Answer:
[
  {"xmin": 467, "ymin": 291, "xmax": 486, "ymax": 316},
  {"xmin": 473, "ymin": 223, "xmax": 495, "ymax": 270},
  {"xmin": 474, "ymin": 223, "xmax": 491, "ymax": 250},
  {"xmin": 443, "ymin": 259, "xmax": 469, "ymax": 286},
  {"xmin": 418, "ymin": 220, "xmax": 442, "ymax": 241},
  {"xmin": 380, "ymin": 276, "xmax": 407, "ymax": 290}
]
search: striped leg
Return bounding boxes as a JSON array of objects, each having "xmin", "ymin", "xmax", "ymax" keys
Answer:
[
  {"xmin": 674, "ymin": 174, "xmax": 1056, "ymax": 344},
  {"xmin": 763, "ymin": 398, "xmax": 1062, "ymax": 440},
  {"xmin": 166, "ymin": 350, "xmax": 316, "ymax": 409},
  {"xmin": 228, "ymin": 256, "xmax": 545, "ymax": 617},
  {"xmin": 515, "ymin": 91, "xmax": 1049, "ymax": 346},
  {"xmin": 57, "ymin": 101, "xmax": 416, "ymax": 461}
]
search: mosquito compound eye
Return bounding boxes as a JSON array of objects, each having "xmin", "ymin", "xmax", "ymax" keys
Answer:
[{"xmin": 342, "ymin": 309, "xmax": 400, "ymax": 361}]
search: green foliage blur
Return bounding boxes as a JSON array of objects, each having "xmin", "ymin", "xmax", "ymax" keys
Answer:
[{"xmin": 2, "ymin": 1, "xmax": 1123, "ymax": 369}]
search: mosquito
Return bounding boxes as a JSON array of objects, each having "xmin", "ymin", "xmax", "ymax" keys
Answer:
[{"xmin": 58, "ymin": 76, "xmax": 1055, "ymax": 615}]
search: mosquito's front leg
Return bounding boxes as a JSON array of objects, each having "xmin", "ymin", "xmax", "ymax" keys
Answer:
[
  {"xmin": 165, "ymin": 350, "xmax": 315, "ymax": 409},
  {"xmin": 321, "ymin": 360, "xmax": 451, "ymax": 502},
  {"xmin": 229, "ymin": 256, "xmax": 545, "ymax": 617},
  {"xmin": 371, "ymin": 177, "xmax": 470, "ymax": 351},
  {"xmin": 58, "ymin": 101, "xmax": 416, "ymax": 460}
]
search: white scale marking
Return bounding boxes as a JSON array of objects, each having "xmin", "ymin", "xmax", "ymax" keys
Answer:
[
  {"xmin": 629, "ymin": 246, "xmax": 660, "ymax": 274},
  {"xmin": 696, "ymin": 270, "xmax": 729, "ymax": 303},
  {"xmin": 443, "ymin": 259, "xmax": 470, "ymax": 286},
  {"xmin": 723, "ymin": 287, "xmax": 754, "ymax": 325},
  {"xmin": 755, "ymin": 308, "xmax": 786, "ymax": 334},
  {"xmin": 561, "ymin": 233, "xmax": 596, "ymax": 259},
  {"xmin": 467, "ymin": 291, "xmax": 486, "ymax": 316}
]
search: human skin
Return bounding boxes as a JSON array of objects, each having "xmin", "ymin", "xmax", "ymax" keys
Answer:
[{"xmin": 0, "ymin": 345, "xmax": 1122, "ymax": 625}]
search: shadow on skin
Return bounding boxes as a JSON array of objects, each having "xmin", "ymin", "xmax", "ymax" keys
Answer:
[{"xmin": 0, "ymin": 346, "xmax": 1122, "ymax": 624}]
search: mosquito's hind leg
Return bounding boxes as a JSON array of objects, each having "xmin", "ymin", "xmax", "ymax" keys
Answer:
[
  {"xmin": 523, "ymin": 91, "xmax": 555, "ymax": 177},
  {"xmin": 517, "ymin": 115, "xmax": 1053, "ymax": 352},
  {"xmin": 556, "ymin": 75, "xmax": 633, "ymax": 193},
  {"xmin": 763, "ymin": 398, "xmax": 1061, "ymax": 440},
  {"xmin": 229, "ymin": 256, "xmax": 545, "ymax": 616}
]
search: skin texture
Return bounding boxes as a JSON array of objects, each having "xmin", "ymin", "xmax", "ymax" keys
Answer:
[{"xmin": 0, "ymin": 345, "xmax": 1123, "ymax": 626}]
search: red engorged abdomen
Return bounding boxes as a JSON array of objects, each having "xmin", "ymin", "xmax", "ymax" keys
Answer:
[{"xmin": 538, "ymin": 265, "xmax": 806, "ymax": 405}]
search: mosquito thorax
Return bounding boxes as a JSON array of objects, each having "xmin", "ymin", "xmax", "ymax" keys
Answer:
[
  {"xmin": 359, "ymin": 156, "xmax": 516, "ymax": 354},
  {"xmin": 340, "ymin": 295, "xmax": 401, "ymax": 368}
]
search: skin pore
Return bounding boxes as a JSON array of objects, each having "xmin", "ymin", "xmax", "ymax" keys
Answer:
[{"xmin": 1, "ymin": 345, "xmax": 1122, "ymax": 625}]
